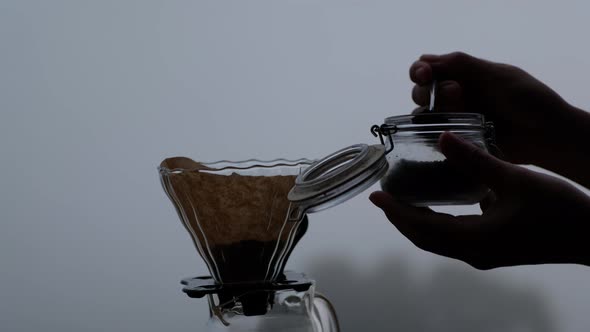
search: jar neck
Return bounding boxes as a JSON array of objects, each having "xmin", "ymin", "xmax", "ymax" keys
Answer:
[
  {"xmin": 384, "ymin": 112, "xmax": 486, "ymax": 130},
  {"xmin": 388, "ymin": 130, "xmax": 487, "ymax": 145}
]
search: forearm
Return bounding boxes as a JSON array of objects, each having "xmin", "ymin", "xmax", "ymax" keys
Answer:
[{"xmin": 539, "ymin": 105, "xmax": 590, "ymax": 189}]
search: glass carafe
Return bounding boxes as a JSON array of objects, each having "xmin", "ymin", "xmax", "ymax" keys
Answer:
[{"xmin": 184, "ymin": 274, "xmax": 339, "ymax": 332}]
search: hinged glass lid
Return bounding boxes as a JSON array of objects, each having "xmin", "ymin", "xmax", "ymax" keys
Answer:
[{"xmin": 288, "ymin": 144, "xmax": 388, "ymax": 220}]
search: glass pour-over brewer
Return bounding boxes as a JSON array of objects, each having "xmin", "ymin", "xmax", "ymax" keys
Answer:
[{"xmin": 159, "ymin": 157, "xmax": 340, "ymax": 332}]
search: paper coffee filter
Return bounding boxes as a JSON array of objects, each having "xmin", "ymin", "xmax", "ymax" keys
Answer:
[{"xmin": 160, "ymin": 157, "xmax": 303, "ymax": 283}]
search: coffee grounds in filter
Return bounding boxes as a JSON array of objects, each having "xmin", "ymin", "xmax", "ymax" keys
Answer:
[{"xmin": 160, "ymin": 157, "xmax": 300, "ymax": 283}]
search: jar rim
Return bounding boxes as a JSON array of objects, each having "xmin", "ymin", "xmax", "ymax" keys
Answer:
[{"xmin": 384, "ymin": 112, "xmax": 486, "ymax": 131}]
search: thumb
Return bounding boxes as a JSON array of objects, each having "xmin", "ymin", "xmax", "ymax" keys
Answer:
[{"xmin": 439, "ymin": 131, "xmax": 513, "ymax": 190}]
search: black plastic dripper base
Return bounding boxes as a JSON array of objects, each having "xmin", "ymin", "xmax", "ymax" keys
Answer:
[{"xmin": 180, "ymin": 271, "xmax": 313, "ymax": 316}]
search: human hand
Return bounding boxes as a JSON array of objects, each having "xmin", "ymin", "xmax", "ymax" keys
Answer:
[
  {"xmin": 370, "ymin": 132, "xmax": 590, "ymax": 269},
  {"xmin": 410, "ymin": 51, "xmax": 590, "ymax": 188}
]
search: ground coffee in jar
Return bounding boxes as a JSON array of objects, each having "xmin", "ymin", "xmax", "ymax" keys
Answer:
[
  {"xmin": 372, "ymin": 113, "xmax": 495, "ymax": 206},
  {"xmin": 380, "ymin": 159, "xmax": 488, "ymax": 205}
]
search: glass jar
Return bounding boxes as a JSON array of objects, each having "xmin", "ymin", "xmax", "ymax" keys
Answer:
[
  {"xmin": 287, "ymin": 112, "xmax": 497, "ymax": 214},
  {"xmin": 373, "ymin": 112, "xmax": 495, "ymax": 206}
]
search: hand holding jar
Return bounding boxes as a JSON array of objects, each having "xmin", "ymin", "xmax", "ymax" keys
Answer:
[
  {"xmin": 371, "ymin": 132, "xmax": 590, "ymax": 269},
  {"xmin": 409, "ymin": 52, "xmax": 590, "ymax": 188},
  {"xmin": 371, "ymin": 52, "xmax": 590, "ymax": 269}
]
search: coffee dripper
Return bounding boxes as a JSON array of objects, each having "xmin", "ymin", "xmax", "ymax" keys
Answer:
[{"xmin": 159, "ymin": 157, "xmax": 340, "ymax": 332}]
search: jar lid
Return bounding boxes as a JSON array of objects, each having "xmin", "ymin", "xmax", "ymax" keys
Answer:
[{"xmin": 287, "ymin": 144, "xmax": 388, "ymax": 220}]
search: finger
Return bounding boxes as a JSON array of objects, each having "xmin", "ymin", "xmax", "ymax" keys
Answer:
[
  {"xmin": 419, "ymin": 54, "xmax": 441, "ymax": 61},
  {"xmin": 411, "ymin": 106, "xmax": 429, "ymax": 115},
  {"xmin": 412, "ymin": 84, "xmax": 430, "ymax": 106},
  {"xmin": 412, "ymin": 105, "xmax": 469, "ymax": 115},
  {"xmin": 420, "ymin": 52, "xmax": 487, "ymax": 83},
  {"xmin": 435, "ymin": 81, "xmax": 463, "ymax": 110},
  {"xmin": 479, "ymin": 190, "xmax": 497, "ymax": 213},
  {"xmin": 369, "ymin": 191, "xmax": 482, "ymax": 258},
  {"xmin": 412, "ymin": 81, "xmax": 463, "ymax": 110},
  {"xmin": 409, "ymin": 60, "xmax": 433, "ymax": 85},
  {"xmin": 412, "ymin": 82, "xmax": 464, "ymax": 113},
  {"xmin": 439, "ymin": 132, "xmax": 514, "ymax": 191}
]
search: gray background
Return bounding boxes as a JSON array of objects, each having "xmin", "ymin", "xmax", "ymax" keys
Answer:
[{"xmin": 2, "ymin": 1, "xmax": 590, "ymax": 331}]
